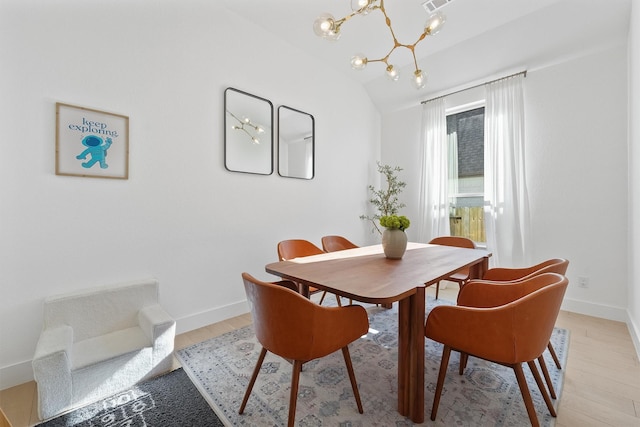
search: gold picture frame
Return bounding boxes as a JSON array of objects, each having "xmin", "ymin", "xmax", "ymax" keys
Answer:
[{"xmin": 55, "ymin": 102, "xmax": 129, "ymax": 179}]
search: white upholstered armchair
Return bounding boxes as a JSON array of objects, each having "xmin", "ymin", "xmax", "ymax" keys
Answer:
[{"xmin": 32, "ymin": 278, "xmax": 176, "ymax": 420}]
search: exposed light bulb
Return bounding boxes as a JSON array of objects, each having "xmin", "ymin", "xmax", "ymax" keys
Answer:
[
  {"xmin": 425, "ymin": 12, "xmax": 446, "ymax": 35},
  {"xmin": 313, "ymin": 13, "xmax": 341, "ymax": 40},
  {"xmin": 351, "ymin": 0, "xmax": 368, "ymax": 9},
  {"xmin": 413, "ymin": 70, "xmax": 426, "ymax": 89},
  {"xmin": 350, "ymin": 54, "xmax": 368, "ymax": 70},
  {"xmin": 351, "ymin": 0, "xmax": 375, "ymax": 14},
  {"xmin": 386, "ymin": 64, "xmax": 399, "ymax": 81}
]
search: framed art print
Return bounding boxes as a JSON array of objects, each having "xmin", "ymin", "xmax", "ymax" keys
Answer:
[{"xmin": 56, "ymin": 102, "xmax": 129, "ymax": 179}]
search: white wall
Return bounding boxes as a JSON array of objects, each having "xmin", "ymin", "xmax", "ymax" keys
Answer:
[
  {"xmin": 526, "ymin": 45, "xmax": 628, "ymax": 320},
  {"xmin": 628, "ymin": 1, "xmax": 640, "ymax": 356},
  {"xmin": 381, "ymin": 107, "xmax": 423, "ymax": 241},
  {"xmin": 0, "ymin": 0, "xmax": 381, "ymax": 388},
  {"xmin": 382, "ymin": 44, "xmax": 629, "ymax": 322}
]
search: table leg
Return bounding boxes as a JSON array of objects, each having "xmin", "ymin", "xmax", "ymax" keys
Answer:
[
  {"xmin": 297, "ymin": 283, "xmax": 310, "ymax": 298},
  {"xmin": 469, "ymin": 256, "xmax": 489, "ymax": 280},
  {"xmin": 397, "ymin": 287, "xmax": 425, "ymax": 423}
]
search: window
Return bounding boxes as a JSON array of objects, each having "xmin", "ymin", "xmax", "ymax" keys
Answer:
[{"xmin": 446, "ymin": 106, "xmax": 486, "ymax": 243}]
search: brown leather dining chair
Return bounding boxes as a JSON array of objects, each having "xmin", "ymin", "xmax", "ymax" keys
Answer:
[
  {"xmin": 239, "ymin": 273, "xmax": 369, "ymax": 427},
  {"xmin": 428, "ymin": 236, "xmax": 476, "ymax": 299},
  {"xmin": 321, "ymin": 235, "xmax": 360, "ymax": 306},
  {"xmin": 278, "ymin": 239, "xmax": 341, "ymax": 306},
  {"xmin": 482, "ymin": 259, "xmax": 569, "ymax": 369},
  {"xmin": 473, "ymin": 258, "xmax": 570, "ymax": 399},
  {"xmin": 426, "ymin": 273, "xmax": 568, "ymax": 427},
  {"xmin": 321, "ymin": 235, "xmax": 359, "ymax": 252}
]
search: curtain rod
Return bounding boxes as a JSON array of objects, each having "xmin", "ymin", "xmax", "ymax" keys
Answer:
[{"xmin": 420, "ymin": 70, "xmax": 527, "ymax": 104}]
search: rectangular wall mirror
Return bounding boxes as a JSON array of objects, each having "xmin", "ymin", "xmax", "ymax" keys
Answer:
[
  {"xmin": 224, "ymin": 88, "xmax": 273, "ymax": 175},
  {"xmin": 278, "ymin": 106, "xmax": 314, "ymax": 179}
]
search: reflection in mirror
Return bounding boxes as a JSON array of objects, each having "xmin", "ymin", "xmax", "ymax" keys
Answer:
[
  {"xmin": 224, "ymin": 88, "xmax": 273, "ymax": 175},
  {"xmin": 278, "ymin": 106, "xmax": 314, "ymax": 179}
]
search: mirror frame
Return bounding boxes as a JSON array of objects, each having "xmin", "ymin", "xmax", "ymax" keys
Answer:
[
  {"xmin": 224, "ymin": 87, "xmax": 273, "ymax": 175},
  {"xmin": 277, "ymin": 105, "xmax": 315, "ymax": 180}
]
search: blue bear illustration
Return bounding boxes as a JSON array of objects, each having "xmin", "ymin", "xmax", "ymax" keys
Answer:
[{"xmin": 76, "ymin": 135, "xmax": 112, "ymax": 169}]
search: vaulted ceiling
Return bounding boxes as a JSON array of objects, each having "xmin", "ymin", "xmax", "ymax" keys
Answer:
[{"xmin": 223, "ymin": 0, "xmax": 631, "ymax": 114}]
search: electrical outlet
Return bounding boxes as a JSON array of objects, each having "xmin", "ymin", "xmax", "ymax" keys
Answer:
[{"xmin": 577, "ymin": 276, "xmax": 589, "ymax": 288}]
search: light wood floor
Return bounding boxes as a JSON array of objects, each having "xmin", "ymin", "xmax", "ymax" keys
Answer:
[{"xmin": 1, "ymin": 285, "xmax": 639, "ymax": 426}]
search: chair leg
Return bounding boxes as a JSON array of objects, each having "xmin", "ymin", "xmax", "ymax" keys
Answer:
[
  {"xmin": 435, "ymin": 281, "xmax": 440, "ymax": 299},
  {"xmin": 431, "ymin": 345, "xmax": 451, "ymax": 421},
  {"xmin": 319, "ymin": 291, "xmax": 327, "ymax": 305},
  {"xmin": 527, "ymin": 360, "xmax": 556, "ymax": 417},
  {"xmin": 458, "ymin": 353, "xmax": 468, "ymax": 375},
  {"xmin": 537, "ymin": 355, "xmax": 557, "ymax": 399},
  {"xmin": 317, "ymin": 291, "xmax": 344, "ymax": 307},
  {"xmin": 287, "ymin": 360, "xmax": 303, "ymax": 427},
  {"xmin": 513, "ymin": 363, "xmax": 540, "ymax": 427},
  {"xmin": 239, "ymin": 347, "xmax": 268, "ymax": 414},
  {"xmin": 547, "ymin": 341, "xmax": 562, "ymax": 369},
  {"xmin": 342, "ymin": 346, "xmax": 364, "ymax": 413}
]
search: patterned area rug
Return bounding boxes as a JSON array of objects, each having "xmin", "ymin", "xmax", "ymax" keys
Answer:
[
  {"xmin": 37, "ymin": 368, "xmax": 224, "ymax": 427},
  {"xmin": 177, "ymin": 297, "xmax": 568, "ymax": 426}
]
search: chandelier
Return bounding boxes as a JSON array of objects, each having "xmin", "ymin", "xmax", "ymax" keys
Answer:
[{"xmin": 313, "ymin": 0, "xmax": 446, "ymax": 89}]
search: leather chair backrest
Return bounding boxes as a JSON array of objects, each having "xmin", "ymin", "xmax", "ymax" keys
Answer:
[
  {"xmin": 458, "ymin": 271, "xmax": 564, "ymax": 308},
  {"xmin": 277, "ymin": 239, "xmax": 324, "ymax": 261},
  {"xmin": 321, "ymin": 235, "xmax": 358, "ymax": 252},
  {"xmin": 429, "ymin": 236, "xmax": 476, "ymax": 249},
  {"xmin": 522, "ymin": 258, "xmax": 569, "ymax": 277},
  {"xmin": 482, "ymin": 258, "xmax": 569, "ymax": 281}
]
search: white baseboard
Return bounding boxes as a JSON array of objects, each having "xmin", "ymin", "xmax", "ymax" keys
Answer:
[
  {"xmin": 0, "ymin": 300, "xmax": 251, "ymax": 392},
  {"xmin": 561, "ymin": 297, "xmax": 627, "ymax": 322},
  {"xmin": 174, "ymin": 299, "xmax": 250, "ymax": 335},
  {"xmin": 626, "ymin": 311, "xmax": 640, "ymax": 361},
  {"xmin": 0, "ymin": 360, "xmax": 33, "ymax": 391}
]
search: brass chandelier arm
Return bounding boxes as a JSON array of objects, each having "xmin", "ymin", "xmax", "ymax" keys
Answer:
[
  {"xmin": 333, "ymin": 3, "xmax": 381, "ymax": 34},
  {"xmin": 366, "ymin": 42, "xmax": 424, "ymax": 71}
]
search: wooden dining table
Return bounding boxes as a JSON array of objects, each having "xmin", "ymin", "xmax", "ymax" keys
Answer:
[{"xmin": 265, "ymin": 242, "xmax": 491, "ymax": 423}]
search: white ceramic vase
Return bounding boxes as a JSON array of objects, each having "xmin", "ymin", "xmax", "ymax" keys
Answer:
[{"xmin": 382, "ymin": 228, "xmax": 408, "ymax": 259}]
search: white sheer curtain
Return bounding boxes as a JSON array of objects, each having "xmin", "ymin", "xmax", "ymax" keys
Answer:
[
  {"xmin": 484, "ymin": 74, "xmax": 531, "ymax": 267},
  {"xmin": 417, "ymin": 98, "xmax": 450, "ymax": 242},
  {"xmin": 448, "ymin": 132, "xmax": 459, "ymax": 204}
]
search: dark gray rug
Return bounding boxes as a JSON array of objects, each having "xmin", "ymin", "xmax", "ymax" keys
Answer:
[{"xmin": 37, "ymin": 368, "xmax": 224, "ymax": 427}]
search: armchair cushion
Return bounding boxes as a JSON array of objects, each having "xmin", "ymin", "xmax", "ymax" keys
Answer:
[{"xmin": 71, "ymin": 326, "xmax": 151, "ymax": 370}]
